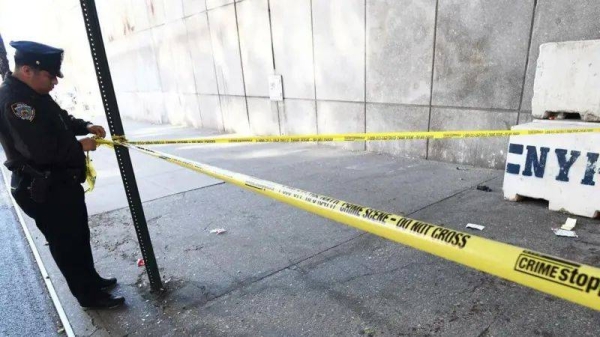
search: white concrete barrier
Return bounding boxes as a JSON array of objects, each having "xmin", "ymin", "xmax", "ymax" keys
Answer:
[
  {"xmin": 532, "ymin": 39, "xmax": 600, "ymax": 122},
  {"xmin": 503, "ymin": 120, "xmax": 600, "ymax": 218}
]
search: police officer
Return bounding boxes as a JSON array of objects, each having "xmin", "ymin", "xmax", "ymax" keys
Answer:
[{"xmin": 0, "ymin": 41, "xmax": 125, "ymax": 309}]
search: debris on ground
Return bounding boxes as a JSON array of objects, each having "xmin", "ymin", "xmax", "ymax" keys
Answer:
[
  {"xmin": 359, "ymin": 327, "xmax": 375, "ymax": 337},
  {"xmin": 561, "ymin": 218, "xmax": 577, "ymax": 231},
  {"xmin": 466, "ymin": 223, "xmax": 485, "ymax": 231},
  {"xmin": 476, "ymin": 185, "xmax": 492, "ymax": 192},
  {"xmin": 57, "ymin": 327, "xmax": 65, "ymax": 334},
  {"xmin": 210, "ymin": 228, "xmax": 227, "ymax": 235},
  {"xmin": 551, "ymin": 228, "xmax": 578, "ymax": 238},
  {"xmin": 456, "ymin": 167, "xmax": 469, "ymax": 171},
  {"xmin": 137, "ymin": 258, "xmax": 146, "ymax": 267},
  {"xmin": 552, "ymin": 218, "xmax": 578, "ymax": 237}
]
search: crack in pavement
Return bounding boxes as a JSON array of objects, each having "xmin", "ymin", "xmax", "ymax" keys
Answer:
[
  {"xmin": 203, "ymin": 233, "xmax": 365, "ymax": 303},
  {"xmin": 338, "ymin": 260, "xmax": 438, "ymax": 285},
  {"xmin": 93, "ymin": 181, "xmax": 227, "ymax": 215},
  {"xmin": 406, "ymin": 175, "xmax": 501, "ymax": 217},
  {"xmin": 476, "ymin": 311, "xmax": 504, "ymax": 337},
  {"xmin": 202, "ymin": 249, "xmax": 245, "ymax": 286}
]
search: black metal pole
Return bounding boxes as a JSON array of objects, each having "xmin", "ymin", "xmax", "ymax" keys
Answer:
[{"xmin": 79, "ymin": 0, "xmax": 163, "ymax": 291}]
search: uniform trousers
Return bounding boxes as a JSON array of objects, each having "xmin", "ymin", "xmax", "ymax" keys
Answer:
[{"xmin": 11, "ymin": 172, "xmax": 101, "ymax": 302}]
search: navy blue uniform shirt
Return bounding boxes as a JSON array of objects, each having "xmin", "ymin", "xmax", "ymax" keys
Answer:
[{"xmin": 0, "ymin": 73, "xmax": 90, "ymax": 172}]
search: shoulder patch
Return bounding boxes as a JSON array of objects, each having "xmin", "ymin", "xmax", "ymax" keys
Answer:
[{"xmin": 11, "ymin": 103, "xmax": 36, "ymax": 122}]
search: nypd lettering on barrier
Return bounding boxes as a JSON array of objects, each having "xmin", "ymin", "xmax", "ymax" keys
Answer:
[
  {"xmin": 582, "ymin": 153, "xmax": 600, "ymax": 186},
  {"xmin": 506, "ymin": 143, "xmax": 599, "ymax": 186}
]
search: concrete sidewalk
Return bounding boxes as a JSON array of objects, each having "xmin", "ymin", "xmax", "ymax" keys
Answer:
[
  {"xmin": 0, "ymin": 155, "xmax": 61, "ymax": 336},
  {"xmin": 11, "ymin": 119, "xmax": 600, "ymax": 336}
]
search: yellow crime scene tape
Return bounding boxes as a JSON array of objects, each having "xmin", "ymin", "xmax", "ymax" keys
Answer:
[
  {"xmin": 96, "ymin": 127, "xmax": 600, "ymax": 146},
  {"xmin": 92, "ymin": 138, "xmax": 600, "ymax": 311},
  {"xmin": 87, "ymin": 126, "xmax": 600, "ymax": 191},
  {"xmin": 84, "ymin": 152, "xmax": 97, "ymax": 192}
]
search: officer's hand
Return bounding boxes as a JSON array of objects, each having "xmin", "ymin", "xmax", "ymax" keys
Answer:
[
  {"xmin": 79, "ymin": 137, "xmax": 97, "ymax": 151},
  {"xmin": 87, "ymin": 124, "xmax": 106, "ymax": 138}
]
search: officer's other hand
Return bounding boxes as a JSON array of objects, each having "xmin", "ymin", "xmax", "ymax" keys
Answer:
[
  {"xmin": 79, "ymin": 137, "xmax": 97, "ymax": 151},
  {"xmin": 87, "ymin": 124, "xmax": 106, "ymax": 138}
]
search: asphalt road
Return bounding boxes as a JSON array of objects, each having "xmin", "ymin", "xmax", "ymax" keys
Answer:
[{"xmin": 0, "ymin": 167, "xmax": 60, "ymax": 336}]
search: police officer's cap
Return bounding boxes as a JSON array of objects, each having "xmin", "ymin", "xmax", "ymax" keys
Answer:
[{"xmin": 10, "ymin": 41, "xmax": 64, "ymax": 78}]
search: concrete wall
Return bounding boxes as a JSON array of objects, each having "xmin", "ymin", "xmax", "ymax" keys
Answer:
[{"xmin": 2, "ymin": 0, "xmax": 600, "ymax": 169}]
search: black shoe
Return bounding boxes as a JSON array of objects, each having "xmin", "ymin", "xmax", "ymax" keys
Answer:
[
  {"xmin": 80, "ymin": 292, "xmax": 125, "ymax": 310},
  {"xmin": 96, "ymin": 277, "xmax": 118, "ymax": 290}
]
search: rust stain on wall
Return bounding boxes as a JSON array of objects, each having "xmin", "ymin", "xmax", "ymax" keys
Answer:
[
  {"xmin": 149, "ymin": 0, "xmax": 155, "ymax": 17},
  {"xmin": 123, "ymin": 18, "xmax": 135, "ymax": 36}
]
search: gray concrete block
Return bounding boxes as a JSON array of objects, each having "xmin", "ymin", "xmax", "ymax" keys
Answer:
[
  {"xmin": 247, "ymin": 97, "xmax": 280, "ymax": 135},
  {"xmin": 531, "ymin": 40, "xmax": 600, "ymax": 122},
  {"xmin": 206, "ymin": 0, "xmax": 234, "ymax": 10},
  {"xmin": 270, "ymin": 0, "xmax": 315, "ymax": 99},
  {"xmin": 518, "ymin": 112, "xmax": 534, "ymax": 124},
  {"xmin": 504, "ymin": 120, "xmax": 600, "ymax": 217},
  {"xmin": 237, "ymin": 0, "xmax": 274, "ymax": 97},
  {"xmin": 312, "ymin": 0, "xmax": 365, "ymax": 102},
  {"xmin": 221, "ymin": 96, "xmax": 250, "ymax": 133},
  {"xmin": 521, "ymin": 0, "xmax": 600, "ymax": 111},
  {"xmin": 317, "ymin": 101, "xmax": 365, "ymax": 151},
  {"xmin": 428, "ymin": 108, "xmax": 518, "ymax": 169},
  {"xmin": 208, "ymin": 4, "xmax": 246, "ymax": 96},
  {"xmin": 366, "ymin": 0, "xmax": 436, "ymax": 105},
  {"xmin": 433, "ymin": 0, "xmax": 533, "ymax": 110},
  {"xmin": 183, "ymin": 0, "xmax": 207, "ymax": 16},
  {"xmin": 198, "ymin": 95, "xmax": 224, "ymax": 130},
  {"xmin": 279, "ymin": 99, "xmax": 317, "ymax": 135},
  {"xmin": 366, "ymin": 103, "xmax": 429, "ymax": 159},
  {"xmin": 185, "ymin": 13, "xmax": 219, "ymax": 95}
]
